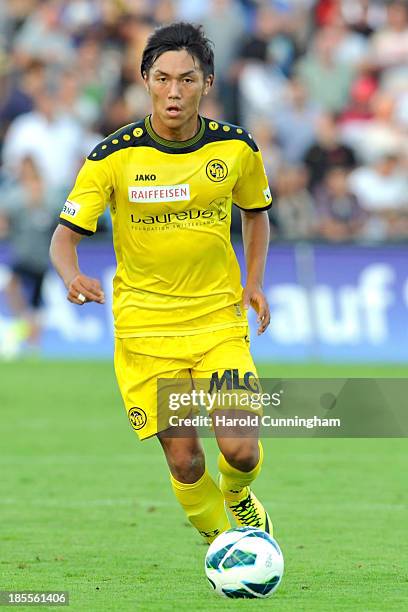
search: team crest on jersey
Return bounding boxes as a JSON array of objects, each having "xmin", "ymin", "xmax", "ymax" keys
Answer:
[
  {"xmin": 206, "ymin": 159, "xmax": 228, "ymax": 182},
  {"xmin": 128, "ymin": 407, "xmax": 147, "ymax": 430}
]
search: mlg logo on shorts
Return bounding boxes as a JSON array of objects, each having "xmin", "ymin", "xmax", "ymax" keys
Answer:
[{"xmin": 209, "ymin": 369, "xmax": 260, "ymax": 393}]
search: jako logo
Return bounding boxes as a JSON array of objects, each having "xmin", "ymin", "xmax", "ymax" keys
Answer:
[
  {"xmin": 209, "ymin": 369, "xmax": 260, "ymax": 393},
  {"xmin": 135, "ymin": 173, "xmax": 156, "ymax": 181}
]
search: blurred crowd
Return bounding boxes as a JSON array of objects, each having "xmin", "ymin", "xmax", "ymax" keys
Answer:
[{"xmin": 0, "ymin": 0, "xmax": 408, "ymax": 248}]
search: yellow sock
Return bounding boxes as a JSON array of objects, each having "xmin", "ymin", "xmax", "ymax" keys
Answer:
[
  {"xmin": 170, "ymin": 469, "xmax": 231, "ymax": 543},
  {"xmin": 218, "ymin": 441, "xmax": 264, "ymax": 499}
]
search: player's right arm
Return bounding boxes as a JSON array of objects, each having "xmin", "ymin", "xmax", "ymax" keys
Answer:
[
  {"xmin": 50, "ymin": 147, "xmax": 114, "ymax": 305},
  {"xmin": 49, "ymin": 225, "xmax": 105, "ymax": 305}
]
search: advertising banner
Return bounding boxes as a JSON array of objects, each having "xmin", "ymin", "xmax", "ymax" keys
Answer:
[{"xmin": 1, "ymin": 242, "xmax": 407, "ymax": 362}]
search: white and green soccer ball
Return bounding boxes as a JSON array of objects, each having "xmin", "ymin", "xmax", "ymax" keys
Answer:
[{"xmin": 205, "ymin": 527, "xmax": 284, "ymax": 599}]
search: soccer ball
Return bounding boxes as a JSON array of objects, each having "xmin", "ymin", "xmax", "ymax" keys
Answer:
[{"xmin": 205, "ymin": 527, "xmax": 284, "ymax": 599}]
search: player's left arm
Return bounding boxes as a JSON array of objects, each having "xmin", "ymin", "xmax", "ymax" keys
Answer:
[
  {"xmin": 232, "ymin": 140, "xmax": 272, "ymax": 335},
  {"xmin": 241, "ymin": 210, "xmax": 270, "ymax": 335}
]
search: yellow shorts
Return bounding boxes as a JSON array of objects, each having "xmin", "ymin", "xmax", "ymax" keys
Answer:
[{"xmin": 114, "ymin": 325, "xmax": 258, "ymax": 440}]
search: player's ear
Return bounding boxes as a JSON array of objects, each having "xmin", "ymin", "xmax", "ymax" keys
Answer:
[
  {"xmin": 203, "ymin": 75, "xmax": 214, "ymax": 96},
  {"xmin": 143, "ymin": 71, "xmax": 150, "ymax": 94}
]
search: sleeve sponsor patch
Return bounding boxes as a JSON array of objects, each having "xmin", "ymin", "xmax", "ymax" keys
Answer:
[
  {"xmin": 62, "ymin": 200, "xmax": 81, "ymax": 217},
  {"xmin": 263, "ymin": 186, "xmax": 272, "ymax": 203}
]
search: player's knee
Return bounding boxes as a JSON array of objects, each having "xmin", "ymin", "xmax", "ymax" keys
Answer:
[
  {"xmin": 170, "ymin": 448, "xmax": 205, "ymax": 483},
  {"xmin": 222, "ymin": 443, "xmax": 259, "ymax": 472}
]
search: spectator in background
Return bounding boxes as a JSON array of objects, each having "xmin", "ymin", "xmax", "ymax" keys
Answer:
[
  {"xmin": 12, "ymin": 0, "xmax": 74, "ymax": 68},
  {"xmin": 201, "ymin": 0, "xmax": 246, "ymax": 77},
  {"xmin": 2, "ymin": 81, "xmax": 93, "ymax": 197},
  {"xmin": 250, "ymin": 118, "xmax": 283, "ymax": 187},
  {"xmin": 55, "ymin": 67, "xmax": 103, "ymax": 156},
  {"xmin": 349, "ymin": 153, "xmax": 408, "ymax": 240},
  {"xmin": 394, "ymin": 88, "xmax": 408, "ymax": 131},
  {"xmin": 315, "ymin": 0, "xmax": 341, "ymax": 28},
  {"xmin": 201, "ymin": 0, "xmax": 246, "ymax": 121},
  {"xmin": 341, "ymin": 0, "xmax": 386, "ymax": 38},
  {"xmin": 97, "ymin": 94, "xmax": 135, "ymax": 138},
  {"xmin": 275, "ymin": 165, "xmax": 316, "ymax": 240},
  {"xmin": 349, "ymin": 153, "xmax": 408, "ymax": 212},
  {"xmin": 329, "ymin": 15, "xmax": 369, "ymax": 67},
  {"xmin": 295, "ymin": 26, "xmax": 355, "ymax": 113},
  {"xmin": 369, "ymin": 0, "xmax": 408, "ymax": 70},
  {"xmin": 314, "ymin": 166, "xmax": 367, "ymax": 241},
  {"xmin": 1, "ymin": 1, "xmax": 46, "ymax": 47},
  {"xmin": 286, "ymin": 0, "xmax": 320, "ymax": 52},
  {"xmin": 0, "ymin": 156, "xmax": 59, "ymax": 355},
  {"xmin": 199, "ymin": 94, "xmax": 225, "ymax": 124},
  {"xmin": 0, "ymin": 58, "xmax": 46, "ymax": 154},
  {"xmin": 59, "ymin": 0, "xmax": 101, "ymax": 35},
  {"xmin": 303, "ymin": 113, "xmax": 356, "ymax": 189},
  {"xmin": 230, "ymin": 115, "xmax": 283, "ymax": 235},
  {"xmin": 241, "ymin": 2, "xmax": 301, "ymax": 68},
  {"xmin": 0, "ymin": 0, "xmax": 407, "ymax": 247},
  {"xmin": 346, "ymin": 91, "xmax": 405, "ymax": 164},
  {"xmin": 175, "ymin": 0, "xmax": 209, "ymax": 22},
  {"xmin": 56, "ymin": 68, "xmax": 94, "ymax": 126},
  {"xmin": 73, "ymin": 32, "xmax": 120, "ymax": 126},
  {"xmin": 338, "ymin": 73, "xmax": 377, "ymax": 132},
  {"xmin": 273, "ymin": 77, "xmax": 320, "ymax": 164},
  {"xmin": 116, "ymin": 14, "xmax": 154, "ymax": 121},
  {"xmin": 238, "ymin": 5, "xmax": 289, "ymax": 127},
  {"xmin": 153, "ymin": 0, "xmax": 177, "ymax": 25},
  {"xmin": 0, "ymin": 55, "xmax": 33, "ymax": 125}
]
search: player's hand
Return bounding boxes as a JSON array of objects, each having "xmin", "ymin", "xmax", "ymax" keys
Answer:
[
  {"xmin": 66, "ymin": 273, "xmax": 105, "ymax": 305},
  {"xmin": 242, "ymin": 285, "xmax": 270, "ymax": 335}
]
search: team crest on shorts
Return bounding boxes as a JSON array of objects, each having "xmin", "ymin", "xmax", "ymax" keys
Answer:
[
  {"xmin": 128, "ymin": 407, "xmax": 147, "ymax": 430},
  {"xmin": 206, "ymin": 159, "xmax": 228, "ymax": 182}
]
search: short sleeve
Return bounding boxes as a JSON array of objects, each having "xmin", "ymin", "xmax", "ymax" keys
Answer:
[
  {"xmin": 232, "ymin": 145, "xmax": 272, "ymax": 212},
  {"xmin": 59, "ymin": 157, "xmax": 113, "ymax": 235}
]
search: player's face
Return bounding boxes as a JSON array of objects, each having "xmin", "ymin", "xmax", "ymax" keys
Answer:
[{"xmin": 144, "ymin": 50, "xmax": 213, "ymax": 134}]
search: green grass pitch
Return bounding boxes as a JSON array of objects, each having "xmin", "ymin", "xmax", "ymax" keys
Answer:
[{"xmin": 1, "ymin": 361, "xmax": 407, "ymax": 611}]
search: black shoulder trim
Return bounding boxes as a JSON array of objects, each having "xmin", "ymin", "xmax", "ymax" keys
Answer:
[
  {"xmin": 234, "ymin": 203, "xmax": 272, "ymax": 212},
  {"xmin": 59, "ymin": 218, "xmax": 94, "ymax": 236},
  {"xmin": 87, "ymin": 120, "xmax": 148, "ymax": 161},
  {"xmin": 202, "ymin": 118, "xmax": 259, "ymax": 152},
  {"xmin": 86, "ymin": 116, "xmax": 260, "ymax": 157}
]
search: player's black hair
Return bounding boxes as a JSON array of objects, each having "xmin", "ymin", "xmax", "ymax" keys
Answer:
[{"xmin": 141, "ymin": 22, "xmax": 215, "ymax": 79}]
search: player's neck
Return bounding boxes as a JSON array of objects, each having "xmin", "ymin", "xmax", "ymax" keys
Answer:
[{"xmin": 150, "ymin": 113, "xmax": 200, "ymax": 142}]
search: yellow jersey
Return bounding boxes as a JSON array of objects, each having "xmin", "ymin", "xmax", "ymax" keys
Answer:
[{"xmin": 59, "ymin": 115, "xmax": 272, "ymax": 337}]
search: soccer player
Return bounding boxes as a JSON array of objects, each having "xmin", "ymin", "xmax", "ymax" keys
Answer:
[{"xmin": 50, "ymin": 22, "xmax": 273, "ymax": 544}]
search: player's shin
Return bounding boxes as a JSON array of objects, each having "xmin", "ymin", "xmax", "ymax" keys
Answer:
[
  {"xmin": 170, "ymin": 469, "xmax": 231, "ymax": 544},
  {"xmin": 218, "ymin": 441, "xmax": 264, "ymax": 497},
  {"xmin": 218, "ymin": 441, "xmax": 273, "ymax": 534}
]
